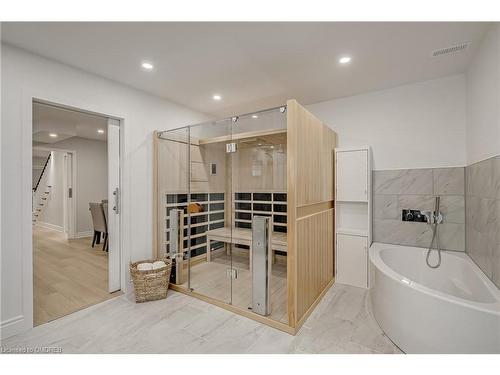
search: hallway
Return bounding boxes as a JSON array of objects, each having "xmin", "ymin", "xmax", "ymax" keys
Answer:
[{"xmin": 33, "ymin": 227, "xmax": 121, "ymax": 326}]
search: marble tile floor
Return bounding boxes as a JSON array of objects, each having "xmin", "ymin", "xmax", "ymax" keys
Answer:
[{"xmin": 1, "ymin": 283, "xmax": 402, "ymax": 354}]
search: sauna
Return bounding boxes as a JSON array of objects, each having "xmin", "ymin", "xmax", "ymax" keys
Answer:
[{"xmin": 153, "ymin": 100, "xmax": 337, "ymax": 334}]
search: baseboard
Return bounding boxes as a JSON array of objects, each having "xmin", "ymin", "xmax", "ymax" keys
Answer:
[
  {"xmin": 35, "ymin": 221, "xmax": 63, "ymax": 232},
  {"xmin": 0, "ymin": 315, "xmax": 26, "ymax": 340},
  {"xmin": 74, "ymin": 231, "xmax": 93, "ymax": 239}
]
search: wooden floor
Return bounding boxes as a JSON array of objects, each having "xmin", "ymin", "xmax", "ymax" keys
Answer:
[
  {"xmin": 181, "ymin": 248, "xmax": 288, "ymax": 324},
  {"xmin": 33, "ymin": 227, "xmax": 121, "ymax": 326}
]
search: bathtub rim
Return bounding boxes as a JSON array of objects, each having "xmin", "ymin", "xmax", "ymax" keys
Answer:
[{"xmin": 369, "ymin": 242, "xmax": 500, "ymax": 316}]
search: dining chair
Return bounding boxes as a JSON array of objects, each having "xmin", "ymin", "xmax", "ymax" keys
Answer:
[
  {"xmin": 89, "ymin": 202, "xmax": 107, "ymax": 249},
  {"xmin": 102, "ymin": 202, "xmax": 109, "ymax": 252}
]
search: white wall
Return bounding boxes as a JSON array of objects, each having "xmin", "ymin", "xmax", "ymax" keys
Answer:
[
  {"xmin": 466, "ymin": 24, "xmax": 500, "ymax": 164},
  {"xmin": 307, "ymin": 74, "xmax": 467, "ymax": 170},
  {"xmin": 46, "ymin": 137, "xmax": 108, "ymax": 235},
  {"xmin": 0, "ymin": 44, "xmax": 208, "ymax": 338}
]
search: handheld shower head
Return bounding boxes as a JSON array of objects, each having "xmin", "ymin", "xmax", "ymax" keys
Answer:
[{"xmin": 426, "ymin": 196, "xmax": 443, "ymax": 268}]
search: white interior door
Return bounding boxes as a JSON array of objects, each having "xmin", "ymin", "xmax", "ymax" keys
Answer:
[{"xmin": 108, "ymin": 119, "xmax": 121, "ymax": 292}]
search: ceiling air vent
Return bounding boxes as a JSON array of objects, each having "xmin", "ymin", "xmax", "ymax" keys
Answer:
[{"xmin": 431, "ymin": 42, "xmax": 471, "ymax": 57}]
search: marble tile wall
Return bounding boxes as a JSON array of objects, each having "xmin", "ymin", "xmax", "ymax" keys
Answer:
[
  {"xmin": 466, "ymin": 155, "xmax": 500, "ymax": 288},
  {"xmin": 373, "ymin": 167, "xmax": 465, "ymax": 251}
]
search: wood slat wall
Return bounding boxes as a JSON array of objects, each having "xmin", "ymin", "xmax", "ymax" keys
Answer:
[
  {"xmin": 296, "ymin": 209, "xmax": 334, "ymax": 319},
  {"xmin": 287, "ymin": 99, "xmax": 337, "ymax": 329}
]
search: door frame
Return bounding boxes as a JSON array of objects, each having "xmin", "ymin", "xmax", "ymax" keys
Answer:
[
  {"xmin": 62, "ymin": 151, "xmax": 77, "ymax": 239},
  {"xmin": 22, "ymin": 91, "xmax": 126, "ymax": 331}
]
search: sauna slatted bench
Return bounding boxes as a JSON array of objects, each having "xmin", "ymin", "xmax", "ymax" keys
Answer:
[{"xmin": 205, "ymin": 227, "xmax": 287, "ymax": 270}]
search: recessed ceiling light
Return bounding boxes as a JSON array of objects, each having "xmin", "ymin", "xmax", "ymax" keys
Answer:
[
  {"xmin": 252, "ymin": 114, "xmax": 258, "ymax": 119},
  {"xmin": 49, "ymin": 133, "xmax": 58, "ymax": 138},
  {"xmin": 212, "ymin": 94, "xmax": 222, "ymax": 101},
  {"xmin": 141, "ymin": 61, "xmax": 154, "ymax": 70},
  {"xmin": 339, "ymin": 56, "xmax": 352, "ymax": 64},
  {"xmin": 97, "ymin": 129, "xmax": 105, "ymax": 134}
]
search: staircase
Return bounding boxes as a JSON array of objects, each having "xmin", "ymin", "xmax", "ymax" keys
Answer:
[
  {"xmin": 32, "ymin": 153, "xmax": 52, "ymax": 225},
  {"xmin": 32, "ymin": 185, "xmax": 53, "ymax": 225}
]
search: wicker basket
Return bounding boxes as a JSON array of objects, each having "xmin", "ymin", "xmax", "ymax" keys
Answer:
[{"xmin": 130, "ymin": 258, "xmax": 172, "ymax": 303}]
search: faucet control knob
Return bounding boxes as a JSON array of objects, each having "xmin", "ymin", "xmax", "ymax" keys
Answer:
[{"xmin": 434, "ymin": 212, "xmax": 444, "ymax": 224}]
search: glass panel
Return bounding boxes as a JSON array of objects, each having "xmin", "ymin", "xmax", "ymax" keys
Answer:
[
  {"xmin": 156, "ymin": 127, "xmax": 190, "ymax": 287},
  {"xmin": 188, "ymin": 118, "xmax": 232, "ymax": 304},
  {"xmin": 231, "ymin": 107, "xmax": 288, "ymax": 324}
]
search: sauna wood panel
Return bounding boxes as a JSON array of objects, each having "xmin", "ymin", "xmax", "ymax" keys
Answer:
[
  {"xmin": 296, "ymin": 209, "xmax": 334, "ymax": 319},
  {"xmin": 287, "ymin": 100, "xmax": 298, "ymax": 326},
  {"xmin": 157, "ymin": 141, "xmax": 227, "ymax": 194},
  {"xmin": 157, "ymin": 137, "xmax": 189, "ymax": 193},
  {"xmin": 291, "ymin": 102, "xmax": 336, "ymax": 206},
  {"xmin": 287, "ymin": 99, "xmax": 336, "ymax": 329},
  {"xmin": 190, "ymin": 146, "xmax": 204, "ymax": 163},
  {"xmin": 232, "ymin": 146, "xmax": 287, "ymax": 192},
  {"xmin": 191, "ymin": 161, "xmax": 208, "ymax": 182}
]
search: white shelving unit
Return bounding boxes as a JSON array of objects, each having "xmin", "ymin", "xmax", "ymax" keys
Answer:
[{"xmin": 335, "ymin": 146, "xmax": 372, "ymax": 288}]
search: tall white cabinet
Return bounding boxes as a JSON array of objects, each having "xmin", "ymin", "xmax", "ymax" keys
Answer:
[{"xmin": 335, "ymin": 146, "xmax": 372, "ymax": 288}]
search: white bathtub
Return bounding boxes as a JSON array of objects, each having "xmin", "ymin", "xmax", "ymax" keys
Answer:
[{"xmin": 369, "ymin": 243, "xmax": 500, "ymax": 354}]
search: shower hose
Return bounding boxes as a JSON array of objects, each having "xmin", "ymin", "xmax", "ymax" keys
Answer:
[{"xmin": 426, "ymin": 222, "xmax": 441, "ymax": 268}]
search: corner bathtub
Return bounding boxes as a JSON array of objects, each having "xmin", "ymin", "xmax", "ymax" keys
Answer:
[{"xmin": 369, "ymin": 243, "xmax": 500, "ymax": 353}]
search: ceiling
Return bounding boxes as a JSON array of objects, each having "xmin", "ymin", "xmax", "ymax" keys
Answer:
[
  {"xmin": 2, "ymin": 22, "xmax": 491, "ymax": 117},
  {"xmin": 32, "ymin": 102, "xmax": 108, "ymax": 143}
]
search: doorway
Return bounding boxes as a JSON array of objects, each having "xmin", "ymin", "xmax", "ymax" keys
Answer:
[{"xmin": 31, "ymin": 100, "xmax": 122, "ymax": 326}]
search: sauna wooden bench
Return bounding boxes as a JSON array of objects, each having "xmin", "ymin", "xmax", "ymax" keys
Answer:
[{"xmin": 205, "ymin": 227, "xmax": 287, "ymax": 270}]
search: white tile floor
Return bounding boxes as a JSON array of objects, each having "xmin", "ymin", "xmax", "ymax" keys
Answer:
[{"xmin": 1, "ymin": 284, "xmax": 402, "ymax": 354}]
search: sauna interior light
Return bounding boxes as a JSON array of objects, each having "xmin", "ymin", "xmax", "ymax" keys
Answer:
[
  {"xmin": 213, "ymin": 94, "xmax": 222, "ymax": 101},
  {"xmin": 49, "ymin": 133, "xmax": 58, "ymax": 138},
  {"xmin": 97, "ymin": 129, "xmax": 105, "ymax": 134},
  {"xmin": 339, "ymin": 56, "xmax": 352, "ymax": 64},
  {"xmin": 141, "ymin": 62, "xmax": 154, "ymax": 70}
]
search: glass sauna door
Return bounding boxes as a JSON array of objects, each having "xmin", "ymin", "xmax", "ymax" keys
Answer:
[
  {"xmin": 187, "ymin": 119, "xmax": 233, "ymax": 304},
  {"xmin": 230, "ymin": 107, "xmax": 288, "ymax": 323}
]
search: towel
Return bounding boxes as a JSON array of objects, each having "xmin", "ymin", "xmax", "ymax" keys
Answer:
[
  {"xmin": 152, "ymin": 261, "xmax": 166, "ymax": 269},
  {"xmin": 137, "ymin": 263, "xmax": 153, "ymax": 271}
]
